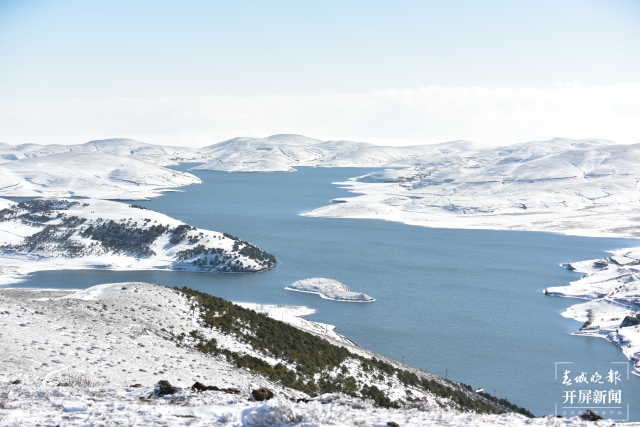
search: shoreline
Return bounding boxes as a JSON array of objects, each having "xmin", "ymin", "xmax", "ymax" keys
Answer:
[
  {"xmin": 301, "ymin": 196, "xmax": 640, "ymax": 240},
  {"xmin": 283, "ymin": 287, "xmax": 376, "ymax": 302},
  {"xmin": 544, "ymin": 248, "xmax": 640, "ymax": 377},
  {"xmin": 0, "ymin": 197, "xmax": 275, "ymax": 286}
]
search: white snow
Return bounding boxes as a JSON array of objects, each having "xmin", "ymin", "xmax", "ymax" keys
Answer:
[
  {"xmin": 0, "ymin": 138, "xmax": 202, "ymax": 166},
  {"xmin": 193, "ymin": 134, "xmax": 482, "ymax": 173},
  {"xmin": 303, "ymin": 138, "xmax": 640, "ymax": 238},
  {"xmin": 1, "ymin": 135, "xmax": 640, "ymax": 423},
  {"xmin": 0, "ymin": 283, "xmax": 295, "ymax": 392},
  {"xmin": 0, "ymin": 384, "xmax": 600, "ymax": 427},
  {"xmin": 0, "ymin": 385, "xmax": 608, "ymax": 427},
  {"xmin": 285, "ymin": 278, "xmax": 375, "ymax": 302},
  {"xmin": 544, "ymin": 249, "xmax": 640, "ymax": 377},
  {"xmin": 0, "ymin": 152, "xmax": 201, "ymax": 200},
  {"xmin": 236, "ymin": 302, "xmax": 356, "ymax": 345}
]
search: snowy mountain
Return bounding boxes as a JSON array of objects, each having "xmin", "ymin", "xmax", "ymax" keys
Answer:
[
  {"xmin": 0, "ymin": 152, "xmax": 201, "ymax": 200},
  {"xmin": 0, "ymin": 198, "xmax": 275, "ymax": 284}
]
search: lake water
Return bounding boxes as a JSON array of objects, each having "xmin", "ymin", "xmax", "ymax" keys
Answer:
[{"xmin": 14, "ymin": 166, "xmax": 640, "ymax": 419}]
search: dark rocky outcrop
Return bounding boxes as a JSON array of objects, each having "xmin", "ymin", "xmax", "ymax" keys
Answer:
[
  {"xmin": 579, "ymin": 410, "xmax": 604, "ymax": 421},
  {"xmin": 153, "ymin": 380, "xmax": 179, "ymax": 397},
  {"xmin": 252, "ymin": 387, "xmax": 274, "ymax": 401},
  {"xmin": 620, "ymin": 314, "xmax": 640, "ymax": 327},
  {"xmin": 191, "ymin": 381, "xmax": 240, "ymax": 394}
]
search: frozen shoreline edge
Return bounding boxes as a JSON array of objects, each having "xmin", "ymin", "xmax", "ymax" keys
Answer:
[
  {"xmin": 284, "ymin": 287, "xmax": 376, "ymax": 303},
  {"xmin": 301, "ymin": 205, "xmax": 640, "ymax": 240}
]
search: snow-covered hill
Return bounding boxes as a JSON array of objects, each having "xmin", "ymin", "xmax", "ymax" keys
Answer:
[
  {"xmin": 191, "ymin": 134, "xmax": 640, "ymax": 237},
  {"xmin": 5, "ymin": 135, "xmax": 635, "ymax": 239},
  {"xmin": 0, "ymin": 282, "xmax": 567, "ymax": 426},
  {"xmin": 193, "ymin": 134, "xmax": 483, "ymax": 172},
  {"xmin": 0, "ymin": 138, "xmax": 201, "ymax": 166},
  {"xmin": 304, "ymin": 138, "xmax": 640, "ymax": 238},
  {"xmin": 0, "ymin": 152, "xmax": 201, "ymax": 200},
  {"xmin": 0, "ymin": 198, "xmax": 275, "ymax": 284}
]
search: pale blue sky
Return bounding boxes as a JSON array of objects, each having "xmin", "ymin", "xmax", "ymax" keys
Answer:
[
  {"xmin": 0, "ymin": 1, "xmax": 639, "ymax": 146},
  {"xmin": 1, "ymin": 0, "xmax": 639, "ymax": 101}
]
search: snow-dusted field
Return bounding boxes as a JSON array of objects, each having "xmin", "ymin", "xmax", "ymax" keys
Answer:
[
  {"xmin": 0, "ymin": 284, "xmax": 285, "ymax": 392},
  {"xmin": 285, "ymin": 278, "xmax": 375, "ymax": 302},
  {"xmin": 0, "ymin": 384, "xmax": 615, "ymax": 427},
  {"xmin": 0, "ymin": 282, "xmax": 616, "ymax": 426},
  {"xmin": 0, "ymin": 198, "xmax": 274, "ymax": 285},
  {"xmin": 545, "ymin": 249, "xmax": 640, "ymax": 377}
]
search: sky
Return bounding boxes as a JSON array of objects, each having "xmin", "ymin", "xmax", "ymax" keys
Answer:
[{"xmin": 0, "ymin": 0, "xmax": 639, "ymax": 147}]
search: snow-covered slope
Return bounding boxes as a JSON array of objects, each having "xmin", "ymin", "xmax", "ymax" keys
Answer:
[
  {"xmin": 304, "ymin": 138, "xmax": 640, "ymax": 238},
  {"xmin": 0, "ymin": 386, "xmax": 601, "ymax": 427},
  {"xmin": 0, "ymin": 284, "xmax": 287, "ymax": 392},
  {"xmin": 0, "ymin": 282, "xmax": 571, "ymax": 426},
  {"xmin": 544, "ymin": 249, "xmax": 640, "ymax": 377},
  {"xmin": 0, "ymin": 152, "xmax": 201, "ymax": 200},
  {"xmin": 0, "ymin": 198, "xmax": 275, "ymax": 284},
  {"xmin": 193, "ymin": 134, "xmax": 483, "ymax": 172},
  {"xmin": 0, "ymin": 138, "xmax": 201, "ymax": 166}
]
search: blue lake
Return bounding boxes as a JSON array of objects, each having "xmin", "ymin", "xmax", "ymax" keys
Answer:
[{"xmin": 14, "ymin": 166, "xmax": 640, "ymax": 419}]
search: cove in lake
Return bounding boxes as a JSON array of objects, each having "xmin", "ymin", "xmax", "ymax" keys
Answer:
[{"xmin": 15, "ymin": 166, "xmax": 640, "ymax": 419}]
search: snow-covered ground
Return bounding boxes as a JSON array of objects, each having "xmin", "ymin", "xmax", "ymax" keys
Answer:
[
  {"xmin": 0, "ymin": 282, "xmax": 616, "ymax": 426},
  {"xmin": 0, "ymin": 152, "xmax": 201, "ymax": 200},
  {"xmin": 0, "ymin": 384, "xmax": 616, "ymax": 427},
  {"xmin": 285, "ymin": 278, "xmax": 375, "ymax": 302},
  {"xmin": 0, "ymin": 198, "xmax": 274, "ymax": 285},
  {"xmin": 0, "ymin": 284, "xmax": 286, "ymax": 392},
  {"xmin": 545, "ymin": 249, "xmax": 640, "ymax": 377},
  {"xmin": 0, "ymin": 138, "xmax": 201, "ymax": 167}
]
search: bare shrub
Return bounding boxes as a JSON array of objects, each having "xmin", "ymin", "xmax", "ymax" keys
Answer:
[{"xmin": 61, "ymin": 372, "xmax": 104, "ymax": 388}]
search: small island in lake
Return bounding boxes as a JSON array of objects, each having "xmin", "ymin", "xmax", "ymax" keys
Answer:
[{"xmin": 285, "ymin": 277, "xmax": 375, "ymax": 302}]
